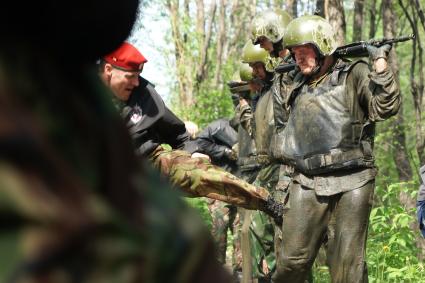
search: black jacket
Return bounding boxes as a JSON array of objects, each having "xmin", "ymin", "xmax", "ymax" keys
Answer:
[
  {"xmin": 187, "ymin": 119, "xmax": 238, "ymax": 173},
  {"xmin": 120, "ymin": 77, "xmax": 189, "ymax": 156}
]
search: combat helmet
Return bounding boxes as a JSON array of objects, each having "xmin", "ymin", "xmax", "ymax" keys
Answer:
[
  {"xmin": 241, "ymin": 41, "xmax": 275, "ymax": 72},
  {"xmin": 239, "ymin": 62, "xmax": 254, "ymax": 82},
  {"xmin": 227, "ymin": 65, "xmax": 251, "ymax": 94},
  {"xmin": 251, "ymin": 9, "xmax": 292, "ymax": 44},
  {"xmin": 282, "ymin": 15, "xmax": 338, "ymax": 57}
]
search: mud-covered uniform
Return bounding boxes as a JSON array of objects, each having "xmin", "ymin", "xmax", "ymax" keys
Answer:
[{"xmin": 273, "ymin": 59, "xmax": 400, "ymax": 283}]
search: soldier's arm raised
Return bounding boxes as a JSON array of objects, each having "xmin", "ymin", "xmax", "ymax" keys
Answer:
[{"xmin": 349, "ymin": 60, "xmax": 400, "ymax": 122}]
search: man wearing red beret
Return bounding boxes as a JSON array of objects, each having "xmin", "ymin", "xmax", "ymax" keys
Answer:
[{"xmin": 99, "ymin": 41, "xmax": 284, "ymax": 220}]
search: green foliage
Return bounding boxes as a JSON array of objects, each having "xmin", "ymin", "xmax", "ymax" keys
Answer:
[
  {"xmin": 313, "ymin": 181, "xmax": 424, "ymax": 282},
  {"xmin": 172, "ymin": 57, "xmax": 237, "ymax": 128},
  {"xmin": 176, "ymin": 85, "xmax": 235, "ymax": 128},
  {"xmin": 367, "ymin": 182, "xmax": 424, "ymax": 282},
  {"xmin": 185, "ymin": 198, "xmax": 212, "ymax": 230},
  {"xmin": 313, "ymin": 265, "xmax": 331, "ymax": 283}
]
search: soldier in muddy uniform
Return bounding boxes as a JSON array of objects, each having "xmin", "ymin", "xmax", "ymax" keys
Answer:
[
  {"xmin": 272, "ymin": 15, "xmax": 400, "ymax": 283},
  {"xmin": 236, "ymin": 41, "xmax": 280, "ymax": 282}
]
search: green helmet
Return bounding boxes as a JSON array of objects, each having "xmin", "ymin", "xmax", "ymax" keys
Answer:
[
  {"xmin": 239, "ymin": 62, "xmax": 253, "ymax": 82},
  {"xmin": 282, "ymin": 15, "xmax": 338, "ymax": 56},
  {"xmin": 241, "ymin": 41, "xmax": 274, "ymax": 72},
  {"xmin": 251, "ymin": 9, "xmax": 292, "ymax": 45},
  {"xmin": 228, "ymin": 67, "xmax": 251, "ymax": 93}
]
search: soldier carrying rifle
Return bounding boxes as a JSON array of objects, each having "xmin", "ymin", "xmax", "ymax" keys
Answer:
[{"xmin": 271, "ymin": 15, "xmax": 402, "ymax": 283}]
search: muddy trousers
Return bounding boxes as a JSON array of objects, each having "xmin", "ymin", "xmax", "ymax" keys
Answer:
[{"xmin": 273, "ymin": 181, "xmax": 374, "ymax": 283}]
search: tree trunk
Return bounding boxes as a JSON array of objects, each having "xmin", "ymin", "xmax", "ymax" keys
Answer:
[
  {"xmin": 316, "ymin": 0, "xmax": 325, "ymax": 17},
  {"xmin": 286, "ymin": 0, "xmax": 297, "ymax": 17},
  {"xmin": 316, "ymin": 0, "xmax": 346, "ymax": 44},
  {"xmin": 383, "ymin": 0, "xmax": 413, "ymax": 182},
  {"xmin": 213, "ymin": 0, "xmax": 227, "ymax": 86},
  {"xmin": 369, "ymin": 0, "xmax": 378, "ymax": 38},
  {"xmin": 241, "ymin": 209, "xmax": 253, "ymax": 283},
  {"xmin": 413, "ymin": 0, "xmax": 425, "ymax": 32},
  {"xmin": 166, "ymin": 0, "xmax": 194, "ymax": 108},
  {"xmin": 412, "ymin": 23, "xmax": 425, "ymax": 165},
  {"xmin": 352, "ymin": 0, "xmax": 364, "ymax": 41},
  {"xmin": 410, "ymin": 1, "xmax": 425, "ymax": 164},
  {"xmin": 401, "ymin": 0, "xmax": 425, "ymax": 165},
  {"xmin": 196, "ymin": 0, "xmax": 205, "ymax": 41},
  {"xmin": 195, "ymin": 0, "xmax": 217, "ymax": 87},
  {"xmin": 325, "ymin": 0, "xmax": 346, "ymax": 45},
  {"xmin": 227, "ymin": 0, "xmax": 256, "ymax": 60}
]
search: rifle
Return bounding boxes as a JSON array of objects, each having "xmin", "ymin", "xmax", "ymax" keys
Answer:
[
  {"xmin": 228, "ymin": 81, "xmax": 251, "ymax": 100},
  {"xmin": 275, "ymin": 34, "xmax": 415, "ymax": 74}
]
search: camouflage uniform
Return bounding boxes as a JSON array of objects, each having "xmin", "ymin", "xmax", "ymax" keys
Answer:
[
  {"xmin": 0, "ymin": 1, "xmax": 239, "ymax": 282},
  {"xmin": 238, "ymin": 62, "xmax": 278, "ymax": 281},
  {"xmin": 206, "ymin": 199, "xmax": 238, "ymax": 264}
]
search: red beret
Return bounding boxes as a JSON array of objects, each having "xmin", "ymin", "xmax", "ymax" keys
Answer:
[{"xmin": 104, "ymin": 42, "xmax": 147, "ymax": 72}]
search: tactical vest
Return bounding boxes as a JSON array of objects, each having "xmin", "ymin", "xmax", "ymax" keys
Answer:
[
  {"xmin": 272, "ymin": 58, "xmax": 296, "ymax": 131},
  {"xmin": 237, "ymin": 124, "xmax": 260, "ymax": 171},
  {"xmin": 254, "ymin": 89, "xmax": 275, "ymax": 160},
  {"xmin": 277, "ymin": 60, "xmax": 375, "ymax": 175}
]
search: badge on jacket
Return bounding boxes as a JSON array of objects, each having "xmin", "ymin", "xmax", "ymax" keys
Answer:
[{"xmin": 130, "ymin": 106, "xmax": 143, "ymax": 124}]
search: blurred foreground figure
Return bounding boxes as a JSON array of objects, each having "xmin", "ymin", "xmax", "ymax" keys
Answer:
[{"xmin": 0, "ymin": 1, "xmax": 233, "ymax": 282}]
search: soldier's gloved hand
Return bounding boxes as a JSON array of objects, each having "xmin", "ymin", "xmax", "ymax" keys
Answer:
[
  {"xmin": 367, "ymin": 44, "xmax": 391, "ymax": 73},
  {"xmin": 223, "ymin": 147, "xmax": 237, "ymax": 161},
  {"xmin": 262, "ymin": 196, "xmax": 284, "ymax": 226},
  {"xmin": 366, "ymin": 44, "xmax": 392, "ymax": 61}
]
